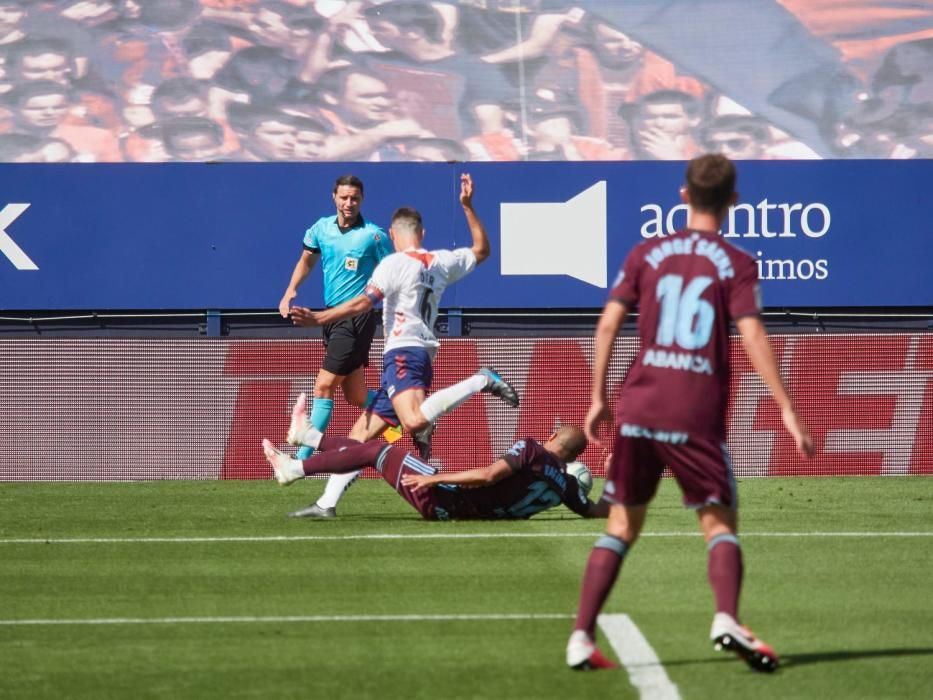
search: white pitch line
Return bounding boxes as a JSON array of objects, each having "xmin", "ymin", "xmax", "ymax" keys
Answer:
[
  {"xmin": 599, "ymin": 614, "xmax": 681, "ymax": 700},
  {"xmin": 0, "ymin": 612, "xmax": 573, "ymax": 627},
  {"xmin": 0, "ymin": 531, "xmax": 931, "ymax": 545}
]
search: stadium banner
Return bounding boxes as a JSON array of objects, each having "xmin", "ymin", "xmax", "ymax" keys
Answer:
[
  {"xmin": 1, "ymin": 1, "xmax": 930, "ymax": 166},
  {"xmin": 1, "ymin": 334, "xmax": 929, "ymax": 481},
  {"xmin": 0, "ymin": 160, "xmax": 930, "ymax": 310}
]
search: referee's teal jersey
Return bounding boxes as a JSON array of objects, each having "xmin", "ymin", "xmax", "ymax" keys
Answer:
[{"xmin": 303, "ymin": 215, "xmax": 392, "ymax": 307}]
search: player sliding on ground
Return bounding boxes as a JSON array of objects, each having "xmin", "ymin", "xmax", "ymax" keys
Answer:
[
  {"xmin": 288, "ymin": 173, "xmax": 519, "ymax": 518},
  {"xmin": 566, "ymin": 154, "xmax": 815, "ymax": 674},
  {"xmin": 262, "ymin": 396, "xmax": 609, "ymax": 521}
]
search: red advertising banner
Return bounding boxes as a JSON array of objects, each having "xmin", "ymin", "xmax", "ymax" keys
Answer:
[{"xmin": 1, "ymin": 335, "xmax": 929, "ymax": 480}]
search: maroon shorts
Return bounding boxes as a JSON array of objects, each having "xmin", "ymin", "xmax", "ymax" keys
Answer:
[
  {"xmin": 604, "ymin": 424, "xmax": 737, "ymax": 510},
  {"xmin": 378, "ymin": 446, "xmax": 440, "ymax": 519}
]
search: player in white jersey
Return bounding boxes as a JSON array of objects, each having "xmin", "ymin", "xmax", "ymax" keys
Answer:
[
  {"xmin": 370, "ymin": 242, "xmax": 473, "ymax": 354},
  {"xmin": 288, "ymin": 174, "xmax": 519, "ymax": 512}
]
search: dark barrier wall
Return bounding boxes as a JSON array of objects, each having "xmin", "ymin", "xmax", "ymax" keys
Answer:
[
  {"xmin": 1, "ymin": 160, "xmax": 931, "ymax": 310},
  {"xmin": 2, "ymin": 334, "xmax": 930, "ymax": 481}
]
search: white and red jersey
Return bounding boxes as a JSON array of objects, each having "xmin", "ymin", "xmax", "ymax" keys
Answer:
[{"xmin": 365, "ymin": 247, "xmax": 476, "ymax": 354}]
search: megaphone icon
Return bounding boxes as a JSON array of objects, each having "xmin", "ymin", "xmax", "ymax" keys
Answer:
[{"xmin": 499, "ymin": 181, "xmax": 606, "ymax": 287}]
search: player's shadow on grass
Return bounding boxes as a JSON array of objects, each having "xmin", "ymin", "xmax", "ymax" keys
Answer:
[
  {"xmin": 329, "ymin": 514, "xmax": 594, "ymax": 522},
  {"xmin": 783, "ymin": 647, "xmax": 933, "ymax": 668},
  {"xmin": 662, "ymin": 656, "xmax": 734, "ymax": 668},
  {"xmin": 334, "ymin": 514, "xmax": 428, "ymax": 522},
  {"xmin": 664, "ymin": 647, "xmax": 933, "ymax": 669}
]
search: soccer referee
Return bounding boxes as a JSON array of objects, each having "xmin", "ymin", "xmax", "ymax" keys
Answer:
[{"xmin": 278, "ymin": 174, "xmax": 392, "ymax": 518}]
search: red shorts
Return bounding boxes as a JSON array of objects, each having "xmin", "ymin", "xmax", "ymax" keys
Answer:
[{"xmin": 604, "ymin": 424, "xmax": 737, "ymax": 510}]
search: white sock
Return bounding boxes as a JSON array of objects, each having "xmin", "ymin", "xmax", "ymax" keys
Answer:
[
  {"xmin": 419, "ymin": 373, "xmax": 486, "ymax": 423},
  {"xmin": 286, "ymin": 458, "xmax": 306, "ymax": 481},
  {"xmin": 316, "ymin": 470, "xmax": 362, "ymax": 509},
  {"xmin": 302, "ymin": 426, "xmax": 323, "ymax": 450}
]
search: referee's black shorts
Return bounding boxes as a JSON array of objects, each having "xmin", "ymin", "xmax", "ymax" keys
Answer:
[{"xmin": 321, "ymin": 308, "xmax": 379, "ymax": 376}]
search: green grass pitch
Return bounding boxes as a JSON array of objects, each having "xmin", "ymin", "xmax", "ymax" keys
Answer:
[{"xmin": 1, "ymin": 476, "xmax": 932, "ymax": 699}]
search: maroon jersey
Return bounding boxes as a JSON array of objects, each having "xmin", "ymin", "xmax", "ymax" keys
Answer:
[
  {"xmin": 432, "ymin": 438, "xmax": 592, "ymax": 520},
  {"xmin": 610, "ymin": 229, "xmax": 760, "ymax": 438}
]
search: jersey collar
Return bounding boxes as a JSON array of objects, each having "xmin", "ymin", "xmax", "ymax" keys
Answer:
[{"xmin": 335, "ymin": 214, "xmax": 366, "ymax": 232}]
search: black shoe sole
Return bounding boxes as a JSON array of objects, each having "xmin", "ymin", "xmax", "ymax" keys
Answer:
[
  {"xmin": 479, "ymin": 368, "xmax": 520, "ymax": 408},
  {"xmin": 484, "ymin": 384, "xmax": 519, "ymax": 408},
  {"xmin": 714, "ymin": 634, "xmax": 778, "ymax": 673}
]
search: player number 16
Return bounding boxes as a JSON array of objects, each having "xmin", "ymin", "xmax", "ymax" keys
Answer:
[{"xmin": 655, "ymin": 274, "xmax": 714, "ymax": 350}]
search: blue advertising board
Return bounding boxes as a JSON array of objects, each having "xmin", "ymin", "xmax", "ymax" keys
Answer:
[{"xmin": 0, "ymin": 161, "xmax": 930, "ymax": 310}]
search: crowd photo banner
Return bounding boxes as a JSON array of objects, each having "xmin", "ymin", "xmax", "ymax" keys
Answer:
[{"xmin": 0, "ymin": 1, "xmax": 929, "ymax": 165}]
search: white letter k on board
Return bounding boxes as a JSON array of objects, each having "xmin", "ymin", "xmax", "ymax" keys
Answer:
[{"xmin": 0, "ymin": 203, "xmax": 38, "ymax": 270}]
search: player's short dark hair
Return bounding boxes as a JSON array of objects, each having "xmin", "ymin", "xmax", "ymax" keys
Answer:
[
  {"xmin": 685, "ymin": 154, "xmax": 736, "ymax": 214},
  {"xmin": 334, "ymin": 174, "xmax": 364, "ymax": 194},
  {"xmin": 391, "ymin": 207, "xmax": 423, "ymax": 234}
]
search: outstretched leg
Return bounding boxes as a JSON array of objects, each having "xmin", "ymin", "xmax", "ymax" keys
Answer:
[
  {"xmin": 418, "ymin": 367, "xmax": 519, "ymax": 424},
  {"xmin": 263, "ymin": 436, "xmax": 388, "ymax": 486},
  {"xmin": 409, "ymin": 367, "xmax": 520, "ymax": 459}
]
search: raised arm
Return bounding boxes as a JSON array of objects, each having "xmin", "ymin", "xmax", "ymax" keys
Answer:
[
  {"xmin": 401, "ymin": 458, "xmax": 513, "ymax": 492},
  {"xmin": 459, "ymin": 173, "xmax": 490, "ymax": 264},
  {"xmin": 585, "ymin": 300, "xmax": 628, "ymax": 446},
  {"xmin": 278, "ymin": 250, "xmax": 319, "ymax": 317},
  {"xmin": 735, "ymin": 315, "xmax": 815, "ymax": 458}
]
